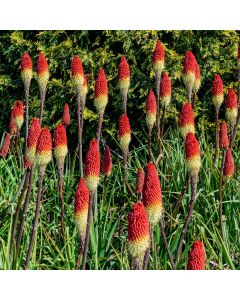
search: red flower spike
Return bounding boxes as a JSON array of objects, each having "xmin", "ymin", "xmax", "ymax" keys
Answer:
[
  {"xmin": 74, "ymin": 178, "xmax": 90, "ymax": 242},
  {"xmin": 226, "ymin": 88, "xmax": 238, "ymax": 126},
  {"xmin": 9, "ymin": 110, "xmax": 17, "ymax": 135},
  {"xmin": 153, "ymin": 40, "xmax": 165, "ymax": 75},
  {"xmin": 20, "ymin": 51, "xmax": 33, "ymax": 87},
  {"xmin": 94, "ymin": 68, "xmax": 108, "ymax": 114},
  {"xmin": 142, "ymin": 162, "xmax": 163, "ymax": 226},
  {"xmin": 219, "ymin": 121, "xmax": 229, "ymax": 149},
  {"xmin": 223, "ymin": 149, "xmax": 234, "ymax": 178},
  {"xmin": 118, "ymin": 114, "xmax": 131, "ymax": 152},
  {"xmin": 24, "ymin": 154, "xmax": 31, "ymax": 169},
  {"xmin": 84, "ymin": 139, "xmax": 100, "ymax": 192},
  {"xmin": 36, "ymin": 52, "xmax": 49, "ymax": 92},
  {"xmin": 36, "ymin": 127, "xmax": 52, "ymax": 168},
  {"xmin": 0, "ymin": 133, "xmax": 11, "ymax": 158},
  {"xmin": 193, "ymin": 61, "xmax": 201, "ymax": 93},
  {"xmin": 146, "ymin": 90, "xmax": 157, "ymax": 130},
  {"xmin": 102, "ymin": 146, "xmax": 112, "ymax": 177},
  {"xmin": 27, "ymin": 118, "xmax": 41, "ymax": 165},
  {"xmin": 12, "ymin": 100, "xmax": 24, "ymax": 130},
  {"xmin": 212, "ymin": 74, "xmax": 224, "ymax": 110},
  {"xmin": 71, "ymin": 55, "xmax": 84, "ymax": 90},
  {"xmin": 182, "ymin": 50, "xmax": 196, "ymax": 91},
  {"xmin": 54, "ymin": 124, "xmax": 68, "ymax": 166},
  {"xmin": 185, "ymin": 133, "xmax": 201, "ymax": 176},
  {"xmin": 118, "ymin": 55, "xmax": 130, "ymax": 93},
  {"xmin": 136, "ymin": 167, "xmax": 145, "ymax": 194},
  {"xmin": 62, "ymin": 103, "xmax": 70, "ymax": 126},
  {"xmin": 179, "ymin": 102, "xmax": 195, "ymax": 139},
  {"xmin": 128, "ymin": 202, "xmax": 150, "ymax": 261},
  {"xmin": 187, "ymin": 240, "xmax": 206, "ymax": 270},
  {"xmin": 160, "ymin": 72, "xmax": 171, "ymax": 107}
]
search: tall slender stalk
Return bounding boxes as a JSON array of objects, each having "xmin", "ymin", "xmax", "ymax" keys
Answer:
[
  {"xmin": 24, "ymin": 167, "xmax": 44, "ymax": 269},
  {"xmin": 148, "ymin": 127, "xmax": 153, "ymax": 161},
  {"xmin": 75, "ymin": 239, "xmax": 83, "ymax": 270},
  {"xmin": 155, "ymin": 72, "xmax": 162, "ymax": 160},
  {"xmin": 142, "ymin": 228, "xmax": 153, "ymax": 270},
  {"xmin": 96, "ymin": 112, "xmax": 104, "ymax": 143},
  {"xmin": 192, "ymin": 92, "xmax": 196, "ymax": 112},
  {"xmin": 39, "ymin": 90, "xmax": 46, "ymax": 126},
  {"xmin": 58, "ymin": 168, "xmax": 65, "ymax": 238},
  {"xmin": 123, "ymin": 151, "xmax": 134, "ymax": 197},
  {"xmin": 213, "ymin": 110, "xmax": 219, "ymax": 167},
  {"xmin": 81, "ymin": 192, "xmax": 94, "ymax": 270},
  {"xmin": 175, "ymin": 173, "xmax": 198, "ymax": 268},
  {"xmin": 16, "ymin": 167, "xmax": 35, "ymax": 255},
  {"xmin": 160, "ymin": 106, "xmax": 166, "ymax": 140},
  {"xmin": 10, "ymin": 170, "xmax": 30, "ymax": 261},
  {"xmin": 219, "ymin": 149, "xmax": 227, "ymax": 239},
  {"xmin": 76, "ymin": 91, "xmax": 83, "ymax": 177}
]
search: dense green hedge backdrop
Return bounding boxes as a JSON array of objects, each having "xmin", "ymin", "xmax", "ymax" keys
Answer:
[{"xmin": 0, "ymin": 30, "xmax": 239, "ymax": 152}]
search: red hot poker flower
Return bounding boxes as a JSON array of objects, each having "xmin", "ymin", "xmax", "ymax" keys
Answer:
[
  {"xmin": 136, "ymin": 167, "xmax": 145, "ymax": 194},
  {"xmin": 146, "ymin": 90, "xmax": 157, "ymax": 130},
  {"xmin": 36, "ymin": 127, "xmax": 52, "ymax": 168},
  {"xmin": 12, "ymin": 100, "xmax": 24, "ymax": 130},
  {"xmin": 36, "ymin": 52, "xmax": 49, "ymax": 93},
  {"xmin": 81, "ymin": 75, "xmax": 88, "ymax": 106},
  {"xmin": 185, "ymin": 132, "xmax": 201, "ymax": 176},
  {"xmin": 84, "ymin": 139, "xmax": 100, "ymax": 192},
  {"xmin": 94, "ymin": 68, "xmax": 108, "ymax": 114},
  {"xmin": 9, "ymin": 110, "xmax": 17, "ymax": 135},
  {"xmin": 62, "ymin": 103, "xmax": 70, "ymax": 126},
  {"xmin": 219, "ymin": 121, "xmax": 229, "ymax": 149},
  {"xmin": 54, "ymin": 124, "xmax": 68, "ymax": 166},
  {"xmin": 0, "ymin": 133, "xmax": 11, "ymax": 158},
  {"xmin": 71, "ymin": 55, "xmax": 84, "ymax": 90},
  {"xmin": 20, "ymin": 51, "xmax": 33, "ymax": 88},
  {"xmin": 102, "ymin": 146, "xmax": 112, "ymax": 177},
  {"xmin": 128, "ymin": 202, "xmax": 150, "ymax": 263},
  {"xmin": 142, "ymin": 162, "xmax": 163, "ymax": 226},
  {"xmin": 193, "ymin": 61, "xmax": 201, "ymax": 93},
  {"xmin": 187, "ymin": 240, "xmax": 206, "ymax": 270},
  {"xmin": 179, "ymin": 102, "xmax": 195, "ymax": 139},
  {"xmin": 118, "ymin": 114, "xmax": 131, "ymax": 152},
  {"xmin": 223, "ymin": 148, "xmax": 234, "ymax": 178},
  {"xmin": 212, "ymin": 74, "xmax": 224, "ymax": 111},
  {"xmin": 160, "ymin": 72, "xmax": 171, "ymax": 107},
  {"xmin": 153, "ymin": 40, "xmax": 165, "ymax": 75},
  {"xmin": 74, "ymin": 178, "xmax": 90, "ymax": 243},
  {"xmin": 27, "ymin": 118, "xmax": 41, "ymax": 165},
  {"xmin": 182, "ymin": 50, "xmax": 196, "ymax": 92},
  {"xmin": 226, "ymin": 88, "xmax": 238, "ymax": 126},
  {"xmin": 118, "ymin": 55, "xmax": 130, "ymax": 94}
]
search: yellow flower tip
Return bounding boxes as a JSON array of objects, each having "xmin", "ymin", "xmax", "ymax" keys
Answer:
[
  {"xmin": 153, "ymin": 61, "xmax": 164, "ymax": 75},
  {"xmin": 212, "ymin": 95, "xmax": 224, "ymax": 111},
  {"xmin": 54, "ymin": 144, "xmax": 68, "ymax": 165},
  {"xmin": 119, "ymin": 133, "xmax": 131, "ymax": 152},
  {"xmin": 146, "ymin": 113, "xmax": 156, "ymax": 129},
  {"xmin": 160, "ymin": 95, "xmax": 171, "ymax": 107},
  {"xmin": 75, "ymin": 209, "xmax": 88, "ymax": 239},
  {"xmin": 119, "ymin": 78, "xmax": 130, "ymax": 92},
  {"xmin": 94, "ymin": 95, "xmax": 108, "ymax": 114},
  {"xmin": 186, "ymin": 155, "xmax": 201, "ymax": 176},
  {"xmin": 226, "ymin": 108, "xmax": 238, "ymax": 125},
  {"xmin": 128, "ymin": 235, "xmax": 150, "ymax": 260},
  {"xmin": 36, "ymin": 150, "xmax": 52, "ymax": 167},
  {"xmin": 145, "ymin": 202, "xmax": 163, "ymax": 227},
  {"xmin": 180, "ymin": 124, "xmax": 195, "ymax": 140},
  {"xmin": 86, "ymin": 175, "xmax": 100, "ymax": 192},
  {"xmin": 182, "ymin": 72, "xmax": 195, "ymax": 91},
  {"xmin": 14, "ymin": 116, "xmax": 24, "ymax": 130}
]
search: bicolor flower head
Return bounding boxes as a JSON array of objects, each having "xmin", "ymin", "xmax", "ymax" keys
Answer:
[
  {"xmin": 223, "ymin": 149, "xmax": 234, "ymax": 178},
  {"xmin": 153, "ymin": 40, "xmax": 165, "ymax": 75},
  {"xmin": 62, "ymin": 103, "xmax": 70, "ymax": 126},
  {"xmin": 179, "ymin": 102, "xmax": 195, "ymax": 139},
  {"xmin": 94, "ymin": 68, "xmax": 108, "ymax": 114},
  {"xmin": 187, "ymin": 240, "xmax": 206, "ymax": 270},
  {"xmin": 36, "ymin": 52, "xmax": 49, "ymax": 93},
  {"xmin": 136, "ymin": 167, "xmax": 145, "ymax": 194},
  {"xmin": 9, "ymin": 110, "xmax": 17, "ymax": 135},
  {"xmin": 226, "ymin": 88, "xmax": 238, "ymax": 126},
  {"xmin": 74, "ymin": 178, "xmax": 90, "ymax": 243},
  {"xmin": 160, "ymin": 72, "xmax": 171, "ymax": 107},
  {"xmin": 54, "ymin": 124, "xmax": 68, "ymax": 166},
  {"xmin": 0, "ymin": 133, "xmax": 11, "ymax": 158},
  {"xmin": 71, "ymin": 55, "xmax": 84, "ymax": 91},
  {"xmin": 219, "ymin": 121, "xmax": 229, "ymax": 149},
  {"xmin": 20, "ymin": 51, "xmax": 33, "ymax": 88},
  {"xmin": 185, "ymin": 133, "xmax": 201, "ymax": 176},
  {"xmin": 193, "ymin": 61, "xmax": 201, "ymax": 93},
  {"xmin": 12, "ymin": 100, "xmax": 24, "ymax": 130},
  {"xmin": 24, "ymin": 154, "xmax": 31, "ymax": 169},
  {"xmin": 182, "ymin": 50, "xmax": 196, "ymax": 92},
  {"xmin": 146, "ymin": 90, "xmax": 157, "ymax": 130},
  {"xmin": 118, "ymin": 114, "xmax": 131, "ymax": 152},
  {"xmin": 36, "ymin": 127, "xmax": 52, "ymax": 168},
  {"xmin": 212, "ymin": 74, "xmax": 224, "ymax": 111},
  {"xmin": 128, "ymin": 202, "xmax": 150, "ymax": 263},
  {"xmin": 142, "ymin": 162, "xmax": 163, "ymax": 227},
  {"xmin": 118, "ymin": 55, "xmax": 130, "ymax": 94},
  {"xmin": 84, "ymin": 139, "xmax": 100, "ymax": 192},
  {"xmin": 27, "ymin": 118, "xmax": 41, "ymax": 165},
  {"xmin": 102, "ymin": 146, "xmax": 112, "ymax": 177}
]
